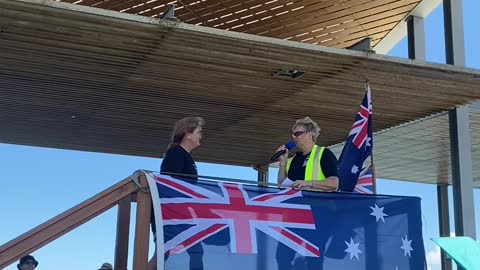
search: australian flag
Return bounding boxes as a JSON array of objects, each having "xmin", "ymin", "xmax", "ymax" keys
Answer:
[
  {"xmin": 338, "ymin": 83, "xmax": 373, "ymax": 193},
  {"xmin": 354, "ymin": 166, "xmax": 374, "ymax": 194},
  {"xmin": 145, "ymin": 173, "xmax": 426, "ymax": 270}
]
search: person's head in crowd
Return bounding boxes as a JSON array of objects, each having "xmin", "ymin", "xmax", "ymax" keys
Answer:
[
  {"xmin": 17, "ymin": 255, "xmax": 38, "ymax": 270},
  {"xmin": 167, "ymin": 116, "xmax": 205, "ymax": 153},
  {"xmin": 291, "ymin": 117, "xmax": 321, "ymax": 153},
  {"xmin": 98, "ymin": 262, "xmax": 113, "ymax": 270}
]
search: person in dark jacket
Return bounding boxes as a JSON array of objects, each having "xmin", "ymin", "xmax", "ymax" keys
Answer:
[{"xmin": 148, "ymin": 116, "xmax": 205, "ymax": 270}]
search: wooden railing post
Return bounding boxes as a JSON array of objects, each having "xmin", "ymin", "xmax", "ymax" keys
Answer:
[
  {"xmin": 132, "ymin": 173, "xmax": 151, "ymax": 270},
  {"xmin": 115, "ymin": 195, "xmax": 132, "ymax": 270},
  {"xmin": 0, "ymin": 178, "xmax": 137, "ymax": 269}
]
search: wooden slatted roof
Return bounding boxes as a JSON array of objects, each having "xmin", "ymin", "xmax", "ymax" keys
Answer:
[
  {"xmin": 1, "ymin": 0, "xmax": 480, "ymax": 182},
  {"xmin": 58, "ymin": 0, "xmax": 423, "ymax": 49}
]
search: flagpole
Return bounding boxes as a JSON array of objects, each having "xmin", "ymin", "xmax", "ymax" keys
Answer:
[
  {"xmin": 366, "ymin": 80, "xmax": 377, "ymax": 194},
  {"xmin": 371, "ymin": 154, "xmax": 377, "ymax": 194}
]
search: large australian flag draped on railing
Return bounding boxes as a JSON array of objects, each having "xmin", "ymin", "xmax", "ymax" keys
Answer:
[
  {"xmin": 338, "ymin": 83, "xmax": 373, "ymax": 193},
  {"xmin": 145, "ymin": 172, "xmax": 426, "ymax": 270}
]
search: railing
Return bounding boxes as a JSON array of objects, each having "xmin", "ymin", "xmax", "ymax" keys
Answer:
[{"xmin": 0, "ymin": 172, "xmax": 152, "ymax": 270}]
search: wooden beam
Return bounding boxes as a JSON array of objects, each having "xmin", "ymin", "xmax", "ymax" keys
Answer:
[
  {"xmin": 183, "ymin": 0, "xmax": 341, "ymax": 31},
  {"xmin": 252, "ymin": 0, "xmax": 417, "ymax": 39},
  {"xmin": 281, "ymin": 6, "xmax": 414, "ymax": 42},
  {"xmin": 0, "ymin": 177, "xmax": 138, "ymax": 269},
  {"xmin": 114, "ymin": 195, "xmax": 132, "ymax": 270},
  {"xmin": 132, "ymin": 173, "xmax": 151, "ymax": 270}
]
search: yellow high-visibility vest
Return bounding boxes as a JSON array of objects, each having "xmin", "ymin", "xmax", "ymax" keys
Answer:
[{"xmin": 286, "ymin": 145, "xmax": 326, "ymax": 181}]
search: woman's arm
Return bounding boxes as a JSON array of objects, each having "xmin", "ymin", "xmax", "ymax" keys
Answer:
[
  {"xmin": 275, "ymin": 145, "xmax": 290, "ymax": 187},
  {"xmin": 292, "ymin": 177, "xmax": 338, "ymax": 191},
  {"xmin": 277, "ymin": 163, "xmax": 288, "ymax": 187},
  {"xmin": 311, "ymin": 176, "xmax": 338, "ymax": 191}
]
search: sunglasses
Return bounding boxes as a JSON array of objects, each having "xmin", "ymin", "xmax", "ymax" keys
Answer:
[{"xmin": 292, "ymin": 131, "xmax": 307, "ymax": 137}]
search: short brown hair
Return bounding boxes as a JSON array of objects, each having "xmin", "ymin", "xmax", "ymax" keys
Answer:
[
  {"xmin": 167, "ymin": 116, "xmax": 205, "ymax": 150},
  {"xmin": 292, "ymin": 117, "xmax": 321, "ymax": 141}
]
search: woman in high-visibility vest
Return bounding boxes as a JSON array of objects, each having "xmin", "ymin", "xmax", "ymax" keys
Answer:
[{"xmin": 276, "ymin": 117, "xmax": 339, "ymax": 191}]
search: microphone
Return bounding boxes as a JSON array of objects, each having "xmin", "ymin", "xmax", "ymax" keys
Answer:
[{"xmin": 270, "ymin": 141, "xmax": 296, "ymax": 163}]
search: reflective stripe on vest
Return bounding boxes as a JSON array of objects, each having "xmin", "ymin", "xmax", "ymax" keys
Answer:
[{"xmin": 286, "ymin": 145, "xmax": 326, "ymax": 181}]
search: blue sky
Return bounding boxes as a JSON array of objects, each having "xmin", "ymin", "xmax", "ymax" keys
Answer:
[{"xmin": 1, "ymin": 1, "xmax": 480, "ymax": 269}]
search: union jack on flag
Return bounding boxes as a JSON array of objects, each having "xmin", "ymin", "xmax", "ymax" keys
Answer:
[
  {"xmin": 349, "ymin": 88, "xmax": 372, "ymax": 149},
  {"xmin": 354, "ymin": 166, "xmax": 374, "ymax": 194},
  {"xmin": 148, "ymin": 174, "xmax": 319, "ymax": 257},
  {"xmin": 338, "ymin": 83, "xmax": 374, "ymax": 193}
]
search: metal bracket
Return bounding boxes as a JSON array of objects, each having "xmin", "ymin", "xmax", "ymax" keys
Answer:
[
  {"xmin": 272, "ymin": 68, "xmax": 305, "ymax": 80},
  {"xmin": 347, "ymin": 37, "xmax": 375, "ymax": 54},
  {"xmin": 130, "ymin": 170, "xmax": 150, "ymax": 193},
  {"xmin": 160, "ymin": 4, "xmax": 177, "ymax": 21}
]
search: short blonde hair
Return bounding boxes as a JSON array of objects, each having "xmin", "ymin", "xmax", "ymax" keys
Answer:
[{"xmin": 292, "ymin": 117, "xmax": 321, "ymax": 141}]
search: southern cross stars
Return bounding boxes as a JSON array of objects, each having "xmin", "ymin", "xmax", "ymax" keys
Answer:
[
  {"xmin": 366, "ymin": 137, "xmax": 372, "ymax": 148},
  {"xmin": 370, "ymin": 204, "xmax": 388, "ymax": 223},
  {"xmin": 400, "ymin": 236, "xmax": 414, "ymax": 257},
  {"xmin": 345, "ymin": 238, "xmax": 363, "ymax": 260},
  {"xmin": 351, "ymin": 165, "xmax": 359, "ymax": 174}
]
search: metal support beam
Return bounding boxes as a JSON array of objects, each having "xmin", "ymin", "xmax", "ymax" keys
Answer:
[
  {"xmin": 404, "ymin": 10, "xmax": 453, "ymax": 270},
  {"xmin": 406, "ymin": 16, "xmax": 426, "ymax": 60},
  {"xmin": 160, "ymin": 4, "xmax": 176, "ymax": 20},
  {"xmin": 254, "ymin": 164, "xmax": 269, "ymax": 187},
  {"xmin": 448, "ymin": 107, "xmax": 476, "ymax": 238},
  {"xmin": 405, "ymin": 17, "xmax": 454, "ymax": 268},
  {"xmin": 437, "ymin": 184, "xmax": 452, "ymax": 270},
  {"xmin": 443, "ymin": 0, "xmax": 465, "ymax": 66},
  {"xmin": 347, "ymin": 37, "xmax": 374, "ymax": 53},
  {"xmin": 443, "ymin": 0, "xmax": 476, "ymax": 240}
]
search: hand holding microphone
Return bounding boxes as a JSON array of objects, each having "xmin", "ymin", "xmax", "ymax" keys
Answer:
[{"xmin": 270, "ymin": 141, "xmax": 296, "ymax": 163}]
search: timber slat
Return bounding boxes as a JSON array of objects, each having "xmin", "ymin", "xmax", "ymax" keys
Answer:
[{"xmin": 55, "ymin": 0, "xmax": 421, "ymax": 48}]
